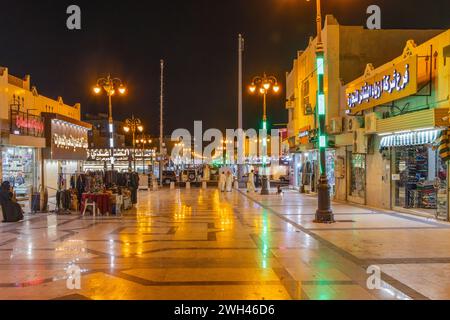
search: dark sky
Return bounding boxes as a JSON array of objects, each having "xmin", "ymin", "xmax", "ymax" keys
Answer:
[{"xmin": 0, "ymin": 0, "xmax": 449, "ymax": 135}]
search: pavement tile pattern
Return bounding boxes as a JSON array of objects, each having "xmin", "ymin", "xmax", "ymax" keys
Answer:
[{"xmin": 0, "ymin": 188, "xmax": 449, "ymax": 300}]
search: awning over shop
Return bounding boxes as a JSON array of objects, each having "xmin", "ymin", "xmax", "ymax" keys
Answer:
[
  {"xmin": 376, "ymin": 108, "xmax": 448, "ymax": 135},
  {"xmin": 379, "ymin": 129, "xmax": 441, "ymax": 148}
]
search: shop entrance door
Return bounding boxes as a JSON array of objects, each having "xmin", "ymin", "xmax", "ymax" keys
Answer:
[{"xmin": 347, "ymin": 151, "xmax": 366, "ymax": 205}]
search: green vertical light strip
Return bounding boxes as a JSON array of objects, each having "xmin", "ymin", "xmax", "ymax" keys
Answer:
[
  {"xmin": 317, "ymin": 57, "xmax": 324, "ymax": 75},
  {"xmin": 317, "ymin": 52, "xmax": 326, "ymax": 175}
]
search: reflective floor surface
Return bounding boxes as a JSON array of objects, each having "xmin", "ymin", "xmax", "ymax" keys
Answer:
[{"xmin": 1, "ymin": 188, "xmax": 449, "ymax": 300}]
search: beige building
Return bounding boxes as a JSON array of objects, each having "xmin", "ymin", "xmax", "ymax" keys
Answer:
[
  {"xmin": 335, "ymin": 29, "xmax": 450, "ymax": 220},
  {"xmin": 285, "ymin": 15, "xmax": 443, "ymax": 197},
  {"xmin": 0, "ymin": 67, "xmax": 90, "ymax": 203}
]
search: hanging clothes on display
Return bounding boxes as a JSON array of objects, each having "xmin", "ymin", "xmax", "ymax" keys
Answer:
[{"xmin": 302, "ymin": 161, "xmax": 312, "ymax": 187}]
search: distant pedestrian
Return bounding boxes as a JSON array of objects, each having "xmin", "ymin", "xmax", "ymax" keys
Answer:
[
  {"xmin": 225, "ymin": 171, "xmax": 233, "ymax": 192},
  {"xmin": 247, "ymin": 170, "xmax": 256, "ymax": 193},
  {"xmin": 277, "ymin": 185, "xmax": 283, "ymax": 195},
  {"xmin": 218, "ymin": 171, "xmax": 226, "ymax": 192}
]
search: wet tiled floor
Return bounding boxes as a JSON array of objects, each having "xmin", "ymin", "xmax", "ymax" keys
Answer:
[{"xmin": 0, "ymin": 188, "xmax": 448, "ymax": 300}]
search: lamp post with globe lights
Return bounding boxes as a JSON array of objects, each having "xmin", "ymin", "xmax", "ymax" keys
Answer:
[
  {"xmin": 123, "ymin": 116, "xmax": 143, "ymax": 171},
  {"xmin": 93, "ymin": 75, "xmax": 127, "ymax": 170},
  {"xmin": 248, "ymin": 73, "xmax": 280, "ymax": 195}
]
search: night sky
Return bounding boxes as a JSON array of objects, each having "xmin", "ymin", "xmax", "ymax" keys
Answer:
[{"xmin": 0, "ymin": 0, "xmax": 449, "ymax": 135}]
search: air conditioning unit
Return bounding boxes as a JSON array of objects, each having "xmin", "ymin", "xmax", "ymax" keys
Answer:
[
  {"xmin": 353, "ymin": 128, "xmax": 368, "ymax": 154},
  {"xmin": 365, "ymin": 113, "xmax": 378, "ymax": 134},
  {"xmin": 329, "ymin": 117, "xmax": 343, "ymax": 134},
  {"xmin": 304, "ymin": 103, "xmax": 313, "ymax": 115},
  {"xmin": 347, "ymin": 117, "xmax": 361, "ymax": 133},
  {"xmin": 285, "ymin": 100, "xmax": 294, "ymax": 109}
]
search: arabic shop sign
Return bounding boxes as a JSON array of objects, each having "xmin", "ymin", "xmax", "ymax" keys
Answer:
[
  {"xmin": 53, "ymin": 133, "xmax": 88, "ymax": 150},
  {"xmin": 50, "ymin": 119, "xmax": 89, "ymax": 160},
  {"xmin": 88, "ymin": 149, "xmax": 156, "ymax": 161},
  {"xmin": 346, "ymin": 55, "xmax": 417, "ymax": 114},
  {"xmin": 16, "ymin": 115, "xmax": 45, "ymax": 133}
]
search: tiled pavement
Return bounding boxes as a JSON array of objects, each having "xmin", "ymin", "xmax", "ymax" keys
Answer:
[{"xmin": 0, "ymin": 188, "xmax": 449, "ymax": 300}]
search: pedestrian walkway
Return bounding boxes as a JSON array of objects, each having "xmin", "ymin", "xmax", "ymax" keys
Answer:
[
  {"xmin": 0, "ymin": 188, "xmax": 449, "ymax": 299},
  {"xmin": 242, "ymin": 189, "xmax": 450, "ymax": 300}
]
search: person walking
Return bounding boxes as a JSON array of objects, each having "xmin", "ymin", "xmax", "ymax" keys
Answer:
[
  {"xmin": 247, "ymin": 170, "xmax": 256, "ymax": 193},
  {"xmin": 218, "ymin": 171, "xmax": 226, "ymax": 192},
  {"xmin": 254, "ymin": 170, "xmax": 260, "ymax": 188},
  {"xmin": 225, "ymin": 171, "xmax": 233, "ymax": 192}
]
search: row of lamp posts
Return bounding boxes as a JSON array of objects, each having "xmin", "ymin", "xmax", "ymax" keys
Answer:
[
  {"xmin": 91, "ymin": 0, "xmax": 334, "ymax": 223},
  {"xmin": 93, "ymin": 78, "xmax": 153, "ymax": 175}
]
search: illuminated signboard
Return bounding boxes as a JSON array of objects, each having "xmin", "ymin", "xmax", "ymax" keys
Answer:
[
  {"xmin": 10, "ymin": 110, "xmax": 45, "ymax": 137},
  {"xmin": 346, "ymin": 55, "xmax": 417, "ymax": 114},
  {"xmin": 88, "ymin": 149, "xmax": 156, "ymax": 162},
  {"xmin": 298, "ymin": 125, "xmax": 311, "ymax": 145},
  {"xmin": 16, "ymin": 115, "xmax": 44, "ymax": 133},
  {"xmin": 50, "ymin": 119, "xmax": 89, "ymax": 160}
]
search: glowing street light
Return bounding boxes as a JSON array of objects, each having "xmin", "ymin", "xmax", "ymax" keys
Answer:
[
  {"xmin": 136, "ymin": 133, "xmax": 152, "ymax": 174},
  {"xmin": 123, "ymin": 115, "xmax": 143, "ymax": 171},
  {"xmin": 248, "ymin": 73, "xmax": 280, "ymax": 195},
  {"xmin": 93, "ymin": 75, "xmax": 127, "ymax": 170}
]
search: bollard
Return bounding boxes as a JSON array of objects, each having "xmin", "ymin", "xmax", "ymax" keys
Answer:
[
  {"xmin": 170, "ymin": 182, "xmax": 175, "ymax": 190},
  {"xmin": 186, "ymin": 182, "xmax": 191, "ymax": 189},
  {"xmin": 202, "ymin": 181, "xmax": 207, "ymax": 189}
]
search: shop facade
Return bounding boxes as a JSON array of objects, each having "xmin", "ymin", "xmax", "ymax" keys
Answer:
[
  {"xmin": 85, "ymin": 148, "xmax": 157, "ymax": 174},
  {"xmin": 288, "ymin": 126, "xmax": 336, "ymax": 195},
  {"xmin": 0, "ymin": 109, "xmax": 46, "ymax": 200},
  {"xmin": 386, "ymin": 129, "xmax": 447, "ymax": 219},
  {"xmin": 340, "ymin": 30, "xmax": 450, "ymax": 220},
  {"xmin": 41, "ymin": 113, "xmax": 91, "ymax": 198}
]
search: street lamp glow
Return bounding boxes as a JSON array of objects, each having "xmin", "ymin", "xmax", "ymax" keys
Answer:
[
  {"xmin": 93, "ymin": 86, "xmax": 101, "ymax": 94},
  {"xmin": 263, "ymin": 82, "xmax": 270, "ymax": 90},
  {"xmin": 138, "ymin": 125, "xmax": 144, "ymax": 132},
  {"xmin": 249, "ymin": 85, "xmax": 256, "ymax": 93},
  {"xmin": 259, "ymin": 87, "xmax": 266, "ymax": 94},
  {"xmin": 118, "ymin": 85, "xmax": 126, "ymax": 95},
  {"xmin": 273, "ymin": 85, "xmax": 280, "ymax": 93},
  {"xmin": 123, "ymin": 126, "xmax": 130, "ymax": 133}
]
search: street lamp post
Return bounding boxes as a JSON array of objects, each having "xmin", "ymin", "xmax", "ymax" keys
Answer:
[
  {"xmin": 248, "ymin": 74, "xmax": 280, "ymax": 195},
  {"xmin": 93, "ymin": 75, "xmax": 127, "ymax": 171},
  {"xmin": 309, "ymin": 0, "xmax": 334, "ymax": 223},
  {"xmin": 137, "ymin": 134, "xmax": 152, "ymax": 174},
  {"xmin": 221, "ymin": 139, "xmax": 231, "ymax": 166},
  {"xmin": 123, "ymin": 115, "xmax": 143, "ymax": 172}
]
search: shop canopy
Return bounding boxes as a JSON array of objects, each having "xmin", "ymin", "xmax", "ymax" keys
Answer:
[{"xmin": 379, "ymin": 129, "xmax": 441, "ymax": 148}]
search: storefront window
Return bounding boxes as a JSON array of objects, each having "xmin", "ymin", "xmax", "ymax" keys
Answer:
[
  {"xmin": 350, "ymin": 153, "xmax": 366, "ymax": 199},
  {"xmin": 297, "ymin": 150, "xmax": 335, "ymax": 195},
  {"xmin": 1, "ymin": 147, "xmax": 37, "ymax": 198},
  {"xmin": 299, "ymin": 152, "xmax": 318, "ymax": 193},
  {"xmin": 394, "ymin": 145, "xmax": 447, "ymax": 219}
]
